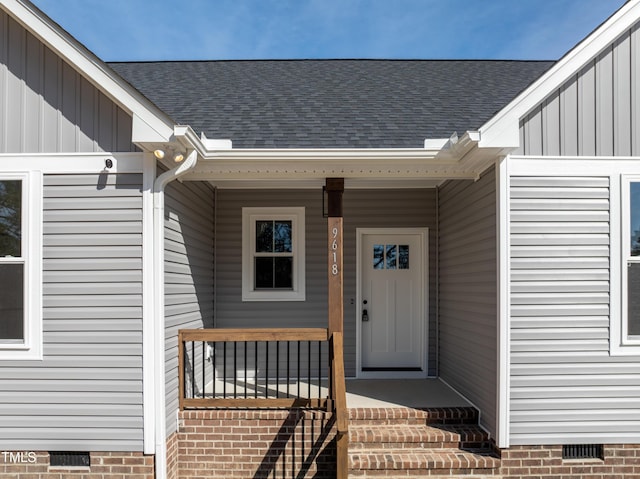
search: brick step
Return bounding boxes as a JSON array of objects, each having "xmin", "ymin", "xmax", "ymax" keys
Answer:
[
  {"xmin": 349, "ymin": 423, "xmax": 491, "ymax": 450},
  {"xmin": 349, "ymin": 475, "xmax": 498, "ymax": 479},
  {"xmin": 349, "ymin": 448, "xmax": 500, "ymax": 475},
  {"xmin": 349, "ymin": 406, "xmax": 479, "ymax": 426}
]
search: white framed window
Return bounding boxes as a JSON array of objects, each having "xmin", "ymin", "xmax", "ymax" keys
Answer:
[
  {"xmin": 620, "ymin": 175, "xmax": 640, "ymax": 349},
  {"xmin": 0, "ymin": 171, "xmax": 42, "ymax": 360},
  {"xmin": 242, "ymin": 207, "xmax": 305, "ymax": 301}
]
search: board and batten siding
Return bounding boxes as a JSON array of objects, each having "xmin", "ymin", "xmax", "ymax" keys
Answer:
[
  {"xmin": 164, "ymin": 180, "xmax": 214, "ymax": 436},
  {"xmin": 0, "ymin": 9, "xmax": 134, "ymax": 153},
  {"xmin": 519, "ymin": 21, "xmax": 640, "ymax": 157},
  {"xmin": 215, "ymin": 189, "xmax": 437, "ymax": 377},
  {"xmin": 438, "ymin": 167, "xmax": 497, "ymax": 437},
  {"xmin": 0, "ymin": 173, "xmax": 144, "ymax": 451},
  {"xmin": 509, "ymin": 175, "xmax": 640, "ymax": 444}
]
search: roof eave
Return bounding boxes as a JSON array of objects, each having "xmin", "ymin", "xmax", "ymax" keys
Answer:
[
  {"xmin": 478, "ymin": 0, "xmax": 640, "ymax": 150},
  {"xmin": 163, "ymin": 126, "xmax": 496, "ymax": 183}
]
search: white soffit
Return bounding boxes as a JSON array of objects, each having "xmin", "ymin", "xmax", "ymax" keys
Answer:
[
  {"xmin": 479, "ymin": 0, "xmax": 640, "ymax": 149},
  {"xmin": 172, "ymin": 126, "xmax": 494, "ymax": 185},
  {"xmin": 1, "ymin": 0, "xmax": 175, "ymax": 144}
]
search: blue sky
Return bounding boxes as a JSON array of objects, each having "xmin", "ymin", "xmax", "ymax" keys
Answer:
[{"xmin": 31, "ymin": 0, "xmax": 626, "ymax": 62}]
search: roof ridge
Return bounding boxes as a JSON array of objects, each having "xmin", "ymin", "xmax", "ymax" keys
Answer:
[{"xmin": 107, "ymin": 58, "xmax": 556, "ymax": 65}]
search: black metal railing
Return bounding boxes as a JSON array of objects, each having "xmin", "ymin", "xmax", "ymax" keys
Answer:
[{"xmin": 179, "ymin": 328, "xmax": 331, "ymax": 409}]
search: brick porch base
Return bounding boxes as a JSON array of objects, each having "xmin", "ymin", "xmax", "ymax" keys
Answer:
[
  {"xmin": 171, "ymin": 408, "xmax": 640, "ymax": 478},
  {"xmin": 175, "ymin": 409, "xmax": 336, "ymax": 478}
]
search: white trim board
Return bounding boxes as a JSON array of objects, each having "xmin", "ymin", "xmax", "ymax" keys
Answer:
[
  {"xmin": 496, "ymin": 156, "xmax": 511, "ymax": 448},
  {"xmin": 141, "ymin": 153, "xmax": 156, "ymax": 454},
  {"xmin": 0, "ymin": 170, "xmax": 42, "ymax": 360},
  {"xmin": 0, "ymin": 153, "xmax": 144, "ymax": 173}
]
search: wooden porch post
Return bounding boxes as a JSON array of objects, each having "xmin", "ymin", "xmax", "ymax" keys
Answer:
[
  {"xmin": 325, "ymin": 178, "xmax": 348, "ymax": 479},
  {"xmin": 326, "ymin": 178, "xmax": 344, "ymax": 335}
]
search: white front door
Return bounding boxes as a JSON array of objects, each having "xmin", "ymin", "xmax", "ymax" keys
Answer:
[{"xmin": 358, "ymin": 229, "xmax": 428, "ymax": 378}]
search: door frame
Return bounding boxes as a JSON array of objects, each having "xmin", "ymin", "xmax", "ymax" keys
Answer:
[{"xmin": 355, "ymin": 227, "xmax": 429, "ymax": 379}]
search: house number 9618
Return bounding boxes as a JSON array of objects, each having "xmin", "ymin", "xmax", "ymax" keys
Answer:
[{"xmin": 331, "ymin": 227, "xmax": 339, "ymax": 276}]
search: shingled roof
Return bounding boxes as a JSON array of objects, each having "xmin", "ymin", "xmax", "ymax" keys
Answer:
[{"xmin": 109, "ymin": 59, "xmax": 553, "ymax": 149}]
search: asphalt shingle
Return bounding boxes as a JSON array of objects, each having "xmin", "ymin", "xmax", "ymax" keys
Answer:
[{"xmin": 109, "ymin": 59, "xmax": 553, "ymax": 149}]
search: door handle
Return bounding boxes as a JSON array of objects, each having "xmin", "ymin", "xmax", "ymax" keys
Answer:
[{"xmin": 362, "ymin": 300, "xmax": 369, "ymax": 321}]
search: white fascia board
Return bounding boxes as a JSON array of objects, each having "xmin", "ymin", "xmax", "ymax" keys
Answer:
[
  {"xmin": 200, "ymin": 147, "xmax": 445, "ymax": 161},
  {"xmin": 479, "ymin": 0, "xmax": 640, "ymax": 149},
  {"xmin": 2, "ymin": 0, "xmax": 174, "ymax": 144},
  {"xmin": 132, "ymin": 114, "xmax": 174, "ymax": 144}
]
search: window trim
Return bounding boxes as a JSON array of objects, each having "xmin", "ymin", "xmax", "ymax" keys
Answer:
[
  {"xmin": 0, "ymin": 171, "xmax": 42, "ymax": 360},
  {"xmin": 242, "ymin": 207, "xmax": 305, "ymax": 302},
  {"xmin": 619, "ymin": 175, "xmax": 640, "ymax": 349}
]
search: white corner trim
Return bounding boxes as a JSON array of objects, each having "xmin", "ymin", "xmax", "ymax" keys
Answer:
[
  {"xmin": 496, "ymin": 156, "xmax": 511, "ymax": 449},
  {"xmin": 141, "ymin": 153, "xmax": 156, "ymax": 454},
  {"xmin": 479, "ymin": 0, "xmax": 640, "ymax": 149}
]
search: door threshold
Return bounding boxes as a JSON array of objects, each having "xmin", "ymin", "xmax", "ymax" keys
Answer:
[{"xmin": 362, "ymin": 367, "xmax": 422, "ymax": 372}]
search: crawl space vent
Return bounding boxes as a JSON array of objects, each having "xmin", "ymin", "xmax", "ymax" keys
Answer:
[
  {"xmin": 49, "ymin": 451, "xmax": 90, "ymax": 467},
  {"xmin": 562, "ymin": 444, "xmax": 604, "ymax": 460}
]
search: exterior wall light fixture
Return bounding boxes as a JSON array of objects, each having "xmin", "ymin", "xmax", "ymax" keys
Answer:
[{"xmin": 153, "ymin": 148, "xmax": 185, "ymax": 163}]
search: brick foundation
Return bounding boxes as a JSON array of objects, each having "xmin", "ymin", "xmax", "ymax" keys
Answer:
[
  {"xmin": 167, "ymin": 431, "xmax": 179, "ymax": 479},
  {"xmin": 177, "ymin": 409, "xmax": 336, "ymax": 478},
  {"xmin": 499, "ymin": 444, "xmax": 640, "ymax": 478},
  {"xmin": 0, "ymin": 451, "xmax": 154, "ymax": 478}
]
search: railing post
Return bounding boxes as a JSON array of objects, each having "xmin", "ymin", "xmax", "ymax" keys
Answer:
[
  {"xmin": 178, "ymin": 331, "xmax": 185, "ymax": 411},
  {"xmin": 331, "ymin": 331, "xmax": 349, "ymax": 479}
]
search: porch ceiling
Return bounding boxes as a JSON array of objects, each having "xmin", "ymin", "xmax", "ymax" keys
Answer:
[
  {"xmin": 174, "ymin": 131, "xmax": 504, "ymax": 188},
  {"xmin": 181, "ymin": 152, "xmax": 475, "ymax": 188}
]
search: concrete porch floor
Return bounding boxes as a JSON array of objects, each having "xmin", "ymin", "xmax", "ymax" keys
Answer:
[
  {"xmin": 202, "ymin": 377, "xmax": 471, "ymax": 409},
  {"xmin": 346, "ymin": 378, "xmax": 472, "ymax": 408}
]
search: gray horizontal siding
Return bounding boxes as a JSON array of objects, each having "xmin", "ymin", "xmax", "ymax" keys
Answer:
[
  {"xmin": 438, "ymin": 167, "xmax": 497, "ymax": 438},
  {"xmin": 215, "ymin": 188, "xmax": 437, "ymax": 377},
  {"xmin": 164, "ymin": 180, "xmax": 214, "ymax": 436},
  {"xmin": 0, "ymin": 9, "xmax": 134, "ymax": 153},
  {"xmin": 509, "ymin": 175, "xmax": 640, "ymax": 445},
  {"xmin": 519, "ymin": 20, "xmax": 640, "ymax": 156},
  {"xmin": 0, "ymin": 173, "xmax": 144, "ymax": 451}
]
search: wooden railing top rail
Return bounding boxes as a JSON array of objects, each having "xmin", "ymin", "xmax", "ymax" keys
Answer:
[{"xmin": 179, "ymin": 327, "xmax": 328, "ymax": 342}]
